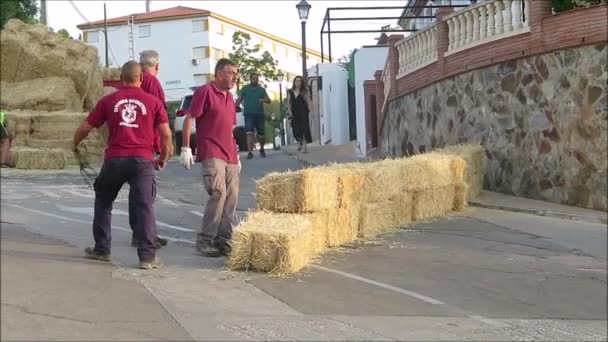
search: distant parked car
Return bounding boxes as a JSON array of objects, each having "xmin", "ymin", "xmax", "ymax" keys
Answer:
[{"xmin": 173, "ymin": 91, "xmax": 247, "ymax": 154}]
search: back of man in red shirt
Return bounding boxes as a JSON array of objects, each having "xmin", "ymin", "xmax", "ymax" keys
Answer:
[
  {"xmin": 180, "ymin": 58, "xmax": 240, "ymax": 257},
  {"xmin": 72, "ymin": 61, "xmax": 173, "ymax": 269},
  {"xmin": 133, "ymin": 49, "xmax": 168, "ymax": 249}
]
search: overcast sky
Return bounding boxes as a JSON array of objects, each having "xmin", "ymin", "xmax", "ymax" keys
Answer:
[{"xmin": 46, "ymin": 0, "xmax": 406, "ymax": 60}]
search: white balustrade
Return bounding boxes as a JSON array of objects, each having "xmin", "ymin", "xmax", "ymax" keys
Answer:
[
  {"xmin": 382, "ymin": 58, "xmax": 391, "ymax": 101},
  {"xmin": 395, "ymin": 24, "xmax": 439, "ymax": 78},
  {"xmin": 445, "ymin": 0, "xmax": 531, "ymax": 55}
]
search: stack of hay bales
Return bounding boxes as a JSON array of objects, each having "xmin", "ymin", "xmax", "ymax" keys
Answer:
[
  {"xmin": 101, "ymin": 67, "xmax": 121, "ymax": 95},
  {"xmin": 0, "ymin": 19, "xmax": 106, "ymax": 169},
  {"xmin": 230, "ymin": 144, "xmax": 484, "ymax": 275}
]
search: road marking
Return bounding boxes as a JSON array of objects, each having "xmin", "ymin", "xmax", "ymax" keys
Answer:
[
  {"xmin": 311, "ymin": 265, "xmax": 509, "ymax": 328},
  {"xmin": 311, "ymin": 265, "xmax": 445, "ymax": 305},
  {"xmin": 190, "ymin": 210, "xmax": 204, "ymax": 218},
  {"xmin": 156, "ymin": 195, "xmax": 180, "ymax": 207},
  {"xmin": 63, "ymin": 189, "xmax": 94, "ymax": 198},
  {"xmin": 54, "ymin": 204, "xmax": 196, "ymax": 233},
  {"xmin": 39, "ymin": 190, "xmax": 63, "ymax": 199},
  {"xmin": 2, "ymin": 203, "xmax": 195, "ymax": 245}
]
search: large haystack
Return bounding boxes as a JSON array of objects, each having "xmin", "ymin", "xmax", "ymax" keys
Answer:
[
  {"xmin": 0, "ymin": 19, "xmax": 106, "ymax": 169},
  {"xmin": 1, "ymin": 19, "xmax": 103, "ymax": 111},
  {"xmin": 230, "ymin": 144, "xmax": 486, "ymax": 275},
  {"xmin": 4, "ymin": 110, "xmax": 106, "ymax": 169},
  {"xmin": 1, "ymin": 78, "xmax": 81, "ymax": 112}
]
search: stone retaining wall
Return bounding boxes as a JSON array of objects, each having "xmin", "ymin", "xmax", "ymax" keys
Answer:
[{"xmin": 382, "ymin": 43, "xmax": 607, "ymax": 210}]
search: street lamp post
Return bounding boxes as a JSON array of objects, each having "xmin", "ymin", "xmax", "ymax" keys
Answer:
[
  {"xmin": 296, "ymin": 0, "xmax": 311, "ymax": 80},
  {"xmin": 277, "ymin": 71, "xmax": 286, "ymax": 146}
]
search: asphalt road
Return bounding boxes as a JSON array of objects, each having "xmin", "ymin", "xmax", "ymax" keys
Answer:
[{"xmin": 1, "ymin": 149, "xmax": 606, "ymax": 341}]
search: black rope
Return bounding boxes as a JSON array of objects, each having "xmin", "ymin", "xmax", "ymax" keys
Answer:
[{"xmin": 74, "ymin": 147, "xmax": 98, "ymax": 190}]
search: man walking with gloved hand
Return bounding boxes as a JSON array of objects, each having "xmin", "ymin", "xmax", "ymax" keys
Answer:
[
  {"xmin": 180, "ymin": 58, "xmax": 241, "ymax": 257},
  {"xmin": 73, "ymin": 61, "xmax": 173, "ymax": 269}
]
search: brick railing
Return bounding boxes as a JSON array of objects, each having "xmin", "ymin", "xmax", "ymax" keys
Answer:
[{"xmin": 377, "ymin": 2, "xmax": 608, "ymax": 108}]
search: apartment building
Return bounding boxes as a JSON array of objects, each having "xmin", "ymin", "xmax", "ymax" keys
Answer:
[{"xmin": 77, "ymin": 6, "xmax": 323, "ymax": 102}]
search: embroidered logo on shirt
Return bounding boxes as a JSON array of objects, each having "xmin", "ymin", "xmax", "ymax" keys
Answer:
[{"xmin": 114, "ymin": 99, "xmax": 147, "ymax": 128}]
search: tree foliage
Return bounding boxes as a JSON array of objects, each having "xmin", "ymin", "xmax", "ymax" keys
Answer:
[
  {"xmin": 228, "ymin": 31, "xmax": 279, "ymax": 90},
  {"xmin": 57, "ymin": 28, "xmax": 72, "ymax": 39},
  {"xmin": 0, "ymin": 0, "xmax": 39, "ymax": 28},
  {"xmin": 338, "ymin": 49, "xmax": 357, "ymax": 88}
]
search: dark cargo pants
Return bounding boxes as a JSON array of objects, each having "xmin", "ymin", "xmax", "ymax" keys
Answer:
[
  {"xmin": 92, "ymin": 157, "xmax": 158, "ymax": 262},
  {"xmin": 198, "ymin": 158, "xmax": 240, "ymax": 244}
]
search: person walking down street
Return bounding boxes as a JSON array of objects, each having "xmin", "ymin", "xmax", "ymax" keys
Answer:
[
  {"xmin": 287, "ymin": 76, "xmax": 312, "ymax": 153},
  {"xmin": 72, "ymin": 61, "xmax": 173, "ymax": 270},
  {"xmin": 179, "ymin": 58, "xmax": 241, "ymax": 258},
  {"xmin": 131, "ymin": 49, "xmax": 168, "ymax": 249},
  {"xmin": 236, "ymin": 73, "xmax": 271, "ymax": 159}
]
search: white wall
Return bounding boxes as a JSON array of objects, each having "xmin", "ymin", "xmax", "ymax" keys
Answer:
[{"xmin": 353, "ymin": 46, "xmax": 389, "ymax": 157}]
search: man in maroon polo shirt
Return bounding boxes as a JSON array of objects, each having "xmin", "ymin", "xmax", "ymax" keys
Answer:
[
  {"xmin": 131, "ymin": 49, "xmax": 168, "ymax": 249},
  {"xmin": 72, "ymin": 61, "xmax": 173, "ymax": 270},
  {"xmin": 180, "ymin": 58, "xmax": 241, "ymax": 257}
]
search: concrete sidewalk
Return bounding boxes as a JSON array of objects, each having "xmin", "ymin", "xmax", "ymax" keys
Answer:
[
  {"xmin": 0, "ymin": 222, "xmax": 193, "ymax": 341},
  {"xmin": 282, "ymin": 141, "xmax": 363, "ymax": 166},
  {"xmin": 282, "ymin": 143, "xmax": 608, "ymax": 225}
]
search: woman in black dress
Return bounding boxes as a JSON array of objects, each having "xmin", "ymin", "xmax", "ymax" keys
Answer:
[{"xmin": 287, "ymin": 76, "xmax": 312, "ymax": 152}]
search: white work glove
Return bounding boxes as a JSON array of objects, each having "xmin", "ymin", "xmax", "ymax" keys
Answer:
[
  {"xmin": 238, "ymin": 155, "xmax": 241, "ymax": 174},
  {"xmin": 179, "ymin": 147, "xmax": 194, "ymax": 170}
]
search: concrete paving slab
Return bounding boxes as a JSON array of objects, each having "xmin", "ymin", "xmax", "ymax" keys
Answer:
[{"xmin": 0, "ymin": 223, "xmax": 193, "ymax": 341}]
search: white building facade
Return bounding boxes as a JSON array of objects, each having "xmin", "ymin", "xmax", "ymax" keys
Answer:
[
  {"xmin": 78, "ymin": 6, "xmax": 323, "ymax": 102},
  {"xmin": 353, "ymin": 46, "xmax": 389, "ymax": 157}
]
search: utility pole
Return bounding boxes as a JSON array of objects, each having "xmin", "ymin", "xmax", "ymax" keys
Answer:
[
  {"xmin": 145, "ymin": 0, "xmax": 151, "ymax": 12},
  {"xmin": 40, "ymin": 0, "xmax": 48, "ymax": 25},
  {"xmin": 104, "ymin": 3, "xmax": 109, "ymax": 68},
  {"xmin": 128, "ymin": 15, "xmax": 135, "ymax": 61}
]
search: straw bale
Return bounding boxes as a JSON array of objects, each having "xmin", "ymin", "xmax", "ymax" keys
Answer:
[
  {"xmin": 312, "ymin": 208, "xmax": 355, "ymax": 247},
  {"xmin": 1, "ymin": 19, "xmax": 103, "ymax": 112},
  {"xmin": 359, "ymin": 202, "xmax": 397, "ymax": 239},
  {"xmin": 438, "ymin": 144, "xmax": 484, "ymax": 199},
  {"xmin": 256, "ymin": 168, "xmax": 339, "ymax": 213},
  {"xmin": 228, "ymin": 212, "xmax": 318, "ymax": 275},
  {"xmin": 3, "ymin": 110, "xmax": 32, "ymax": 146},
  {"xmin": 358, "ymin": 192, "xmax": 413, "ymax": 239},
  {"xmin": 329, "ymin": 164, "xmax": 370, "ymax": 209},
  {"xmin": 364, "ymin": 154, "xmax": 456, "ymax": 202},
  {"xmin": 29, "ymin": 111, "xmax": 87, "ymax": 140},
  {"xmin": 1, "ymin": 77, "xmax": 81, "ymax": 112},
  {"xmin": 101, "ymin": 68, "xmax": 121, "ymax": 81},
  {"xmin": 10, "ymin": 147, "xmax": 67, "ymax": 169},
  {"xmin": 394, "ymin": 192, "xmax": 414, "ymax": 227},
  {"xmin": 453, "ymin": 182, "xmax": 468, "ymax": 211},
  {"xmin": 412, "ymin": 186, "xmax": 456, "ymax": 221}
]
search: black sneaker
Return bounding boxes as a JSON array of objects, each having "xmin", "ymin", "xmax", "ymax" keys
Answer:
[
  {"xmin": 246, "ymin": 152, "xmax": 253, "ymax": 160},
  {"xmin": 196, "ymin": 240, "xmax": 221, "ymax": 258},
  {"xmin": 84, "ymin": 247, "xmax": 111, "ymax": 262},
  {"xmin": 214, "ymin": 238, "xmax": 232, "ymax": 256},
  {"xmin": 259, "ymin": 149, "xmax": 266, "ymax": 158},
  {"xmin": 155, "ymin": 237, "xmax": 168, "ymax": 247}
]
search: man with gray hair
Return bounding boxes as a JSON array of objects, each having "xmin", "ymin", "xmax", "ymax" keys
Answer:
[{"xmin": 130, "ymin": 49, "xmax": 168, "ymax": 249}]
